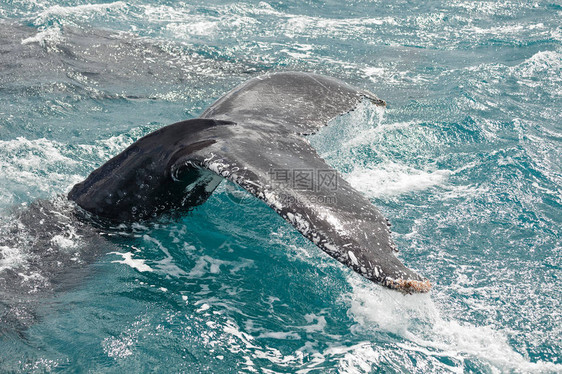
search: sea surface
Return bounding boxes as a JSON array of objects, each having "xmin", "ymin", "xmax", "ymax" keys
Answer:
[{"xmin": 0, "ymin": 0, "xmax": 561, "ymax": 372}]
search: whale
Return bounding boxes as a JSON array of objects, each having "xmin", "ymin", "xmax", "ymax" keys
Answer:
[{"xmin": 68, "ymin": 72, "xmax": 431, "ymax": 293}]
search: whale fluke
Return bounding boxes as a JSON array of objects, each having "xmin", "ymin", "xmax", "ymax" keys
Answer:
[{"xmin": 69, "ymin": 72, "xmax": 430, "ymax": 293}]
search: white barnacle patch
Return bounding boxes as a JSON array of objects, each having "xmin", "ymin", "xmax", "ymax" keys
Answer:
[
  {"xmin": 244, "ymin": 180, "xmax": 262, "ymax": 189},
  {"xmin": 323, "ymin": 242, "xmax": 338, "ymax": 254},
  {"xmin": 311, "ymin": 233, "xmax": 320, "ymax": 244},
  {"xmin": 208, "ymin": 163, "xmax": 219, "ymax": 174},
  {"xmin": 289, "ymin": 212, "xmax": 311, "ymax": 235},
  {"xmin": 206, "ymin": 160, "xmax": 224, "ymax": 175},
  {"xmin": 264, "ymin": 190, "xmax": 283, "ymax": 211},
  {"xmin": 278, "ymin": 203, "xmax": 312, "ymax": 235},
  {"xmin": 348, "ymin": 251, "xmax": 359, "ymax": 266},
  {"xmin": 203, "ymin": 153, "xmax": 216, "ymax": 164}
]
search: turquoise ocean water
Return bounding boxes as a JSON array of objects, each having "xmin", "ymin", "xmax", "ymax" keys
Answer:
[{"xmin": 0, "ymin": 0, "xmax": 560, "ymax": 372}]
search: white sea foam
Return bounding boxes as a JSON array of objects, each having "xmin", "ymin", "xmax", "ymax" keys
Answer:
[
  {"xmin": 49, "ymin": 222, "xmax": 81, "ymax": 250},
  {"xmin": 0, "ymin": 137, "xmax": 76, "ymax": 168},
  {"xmin": 51, "ymin": 235, "xmax": 77, "ymax": 250},
  {"xmin": 512, "ymin": 50, "xmax": 562, "ymax": 82},
  {"xmin": 76, "ymin": 128, "xmax": 149, "ymax": 161},
  {"xmin": 21, "ymin": 27, "xmax": 64, "ymax": 48},
  {"xmin": 0, "ymin": 245, "xmax": 27, "ymax": 273},
  {"xmin": 166, "ymin": 20, "xmax": 218, "ymax": 37},
  {"xmin": 282, "ymin": 14, "xmax": 397, "ymax": 39},
  {"xmin": 346, "ymin": 162, "xmax": 450, "ymax": 198},
  {"xmin": 339, "ymin": 120, "xmax": 419, "ymax": 150},
  {"xmin": 346, "ymin": 276, "xmax": 562, "ymax": 373},
  {"xmin": 33, "ymin": 1, "xmax": 128, "ymax": 26},
  {"xmin": 0, "ymin": 137, "xmax": 82, "ymax": 208},
  {"xmin": 465, "ymin": 23, "xmax": 545, "ymax": 37},
  {"xmin": 141, "ymin": 3, "xmax": 258, "ymax": 40},
  {"xmin": 256, "ymin": 331, "xmax": 301, "ymax": 340},
  {"xmin": 299, "ymin": 314, "xmax": 327, "ymax": 333},
  {"xmin": 111, "ymin": 252, "xmax": 154, "ymax": 273},
  {"xmin": 139, "ymin": 2, "xmax": 396, "ymax": 45},
  {"xmin": 188, "ymin": 255, "xmax": 255, "ymax": 278},
  {"xmin": 363, "ymin": 66, "xmax": 432, "ymax": 86},
  {"xmin": 189, "ymin": 255, "xmax": 227, "ymax": 277},
  {"xmin": 142, "ymin": 234, "xmax": 188, "ymax": 277}
]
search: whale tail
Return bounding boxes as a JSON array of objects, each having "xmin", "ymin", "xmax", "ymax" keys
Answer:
[{"xmin": 69, "ymin": 72, "xmax": 431, "ymax": 293}]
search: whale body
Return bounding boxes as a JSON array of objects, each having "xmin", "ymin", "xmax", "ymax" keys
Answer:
[{"xmin": 68, "ymin": 72, "xmax": 430, "ymax": 293}]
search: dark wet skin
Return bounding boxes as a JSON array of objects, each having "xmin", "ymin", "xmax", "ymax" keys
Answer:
[{"xmin": 69, "ymin": 72, "xmax": 430, "ymax": 293}]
